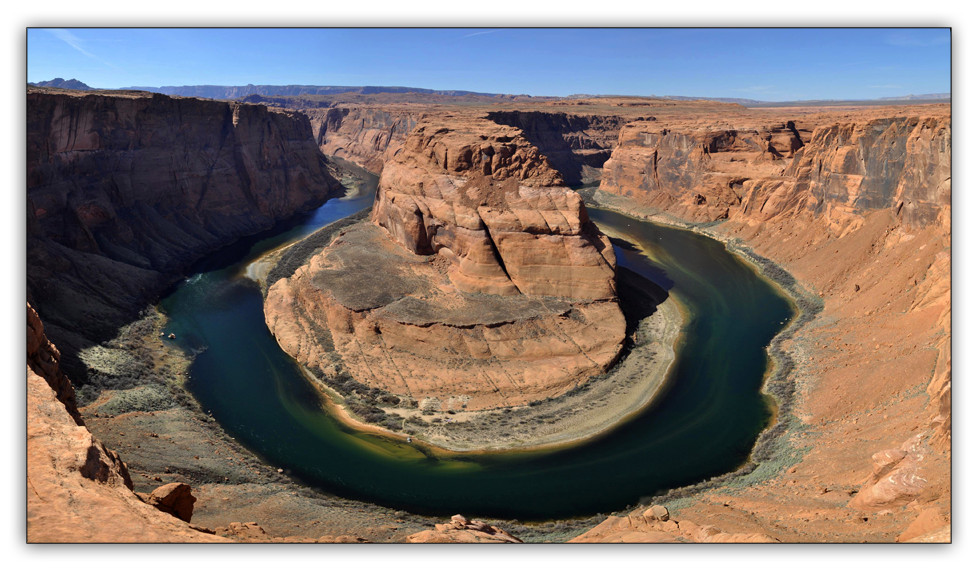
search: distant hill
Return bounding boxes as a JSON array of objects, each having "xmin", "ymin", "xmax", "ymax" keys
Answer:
[
  {"xmin": 121, "ymin": 84, "xmax": 503, "ymax": 100},
  {"xmin": 29, "ymin": 78, "xmax": 92, "ymax": 90},
  {"xmin": 660, "ymin": 93, "xmax": 950, "ymax": 107},
  {"xmin": 661, "ymin": 95, "xmax": 769, "ymax": 106},
  {"xmin": 878, "ymin": 93, "xmax": 951, "ymax": 101},
  {"xmin": 27, "ymin": 79, "xmax": 950, "ymax": 107}
]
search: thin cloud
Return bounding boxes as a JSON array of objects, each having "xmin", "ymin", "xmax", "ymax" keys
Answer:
[
  {"xmin": 47, "ymin": 29, "xmax": 96, "ymax": 58},
  {"xmin": 46, "ymin": 28, "xmax": 117, "ymax": 69},
  {"xmin": 460, "ymin": 29, "xmax": 501, "ymax": 39}
]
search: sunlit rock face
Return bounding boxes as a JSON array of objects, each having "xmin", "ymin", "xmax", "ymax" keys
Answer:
[{"xmin": 266, "ymin": 117, "xmax": 626, "ymax": 411}]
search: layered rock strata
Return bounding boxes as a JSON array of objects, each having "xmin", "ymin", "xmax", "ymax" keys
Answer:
[
  {"xmin": 27, "ymin": 87, "xmax": 343, "ymax": 371},
  {"xmin": 485, "ymin": 110, "xmax": 628, "ymax": 185},
  {"xmin": 266, "ymin": 117, "xmax": 625, "ymax": 411},
  {"xmin": 589, "ymin": 104, "xmax": 950, "ymax": 542},
  {"xmin": 304, "ymin": 106, "xmax": 418, "ymax": 173},
  {"xmin": 599, "ymin": 120, "xmax": 809, "ymax": 222}
]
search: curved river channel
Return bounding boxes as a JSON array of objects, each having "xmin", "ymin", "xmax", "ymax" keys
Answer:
[{"xmin": 158, "ymin": 176, "xmax": 794, "ymax": 521}]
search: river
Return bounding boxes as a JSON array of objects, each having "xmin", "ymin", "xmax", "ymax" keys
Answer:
[{"xmin": 157, "ymin": 173, "xmax": 794, "ymax": 521}]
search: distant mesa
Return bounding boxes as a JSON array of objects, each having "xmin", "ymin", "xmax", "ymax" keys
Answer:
[
  {"xmin": 29, "ymin": 78, "xmax": 91, "ymax": 90},
  {"xmin": 121, "ymin": 84, "xmax": 506, "ymax": 100}
]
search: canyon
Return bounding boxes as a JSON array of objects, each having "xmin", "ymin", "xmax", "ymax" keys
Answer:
[{"xmin": 26, "ymin": 86, "xmax": 950, "ymax": 543}]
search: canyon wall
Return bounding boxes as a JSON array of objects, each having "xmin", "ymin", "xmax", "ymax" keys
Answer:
[
  {"xmin": 303, "ymin": 106, "xmax": 418, "ymax": 173},
  {"xmin": 582, "ymin": 104, "xmax": 951, "ymax": 542},
  {"xmin": 301, "ymin": 106, "xmax": 627, "ymax": 185},
  {"xmin": 599, "ymin": 119, "xmax": 809, "ymax": 222},
  {"xmin": 485, "ymin": 111, "xmax": 628, "ymax": 185},
  {"xmin": 27, "ymin": 88, "xmax": 344, "ymax": 371},
  {"xmin": 599, "ymin": 111, "xmax": 949, "ymax": 229}
]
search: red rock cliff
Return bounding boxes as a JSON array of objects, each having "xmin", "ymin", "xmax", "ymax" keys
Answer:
[
  {"xmin": 589, "ymin": 104, "xmax": 951, "ymax": 542},
  {"xmin": 304, "ymin": 106, "xmax": 418, "ymax": 173},
  {"xmin": 373, "ymin": 116, "xmax": 618, "ymax": 300},
  {"xmin": 27, "ymin": 87, "xmax": 343, "ymax": 369},
  {"xmin": 27, "ymin": 303, "xmax": 225, "ymax": 543}
]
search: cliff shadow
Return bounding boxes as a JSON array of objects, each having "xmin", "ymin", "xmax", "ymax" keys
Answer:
[
  {"xmin": 485, "ymin": 111, "xmax": 618, "ymax": 187},
  {"xmin": 615, "ymin": 264, "xmax": 672, "ymax": 338}
]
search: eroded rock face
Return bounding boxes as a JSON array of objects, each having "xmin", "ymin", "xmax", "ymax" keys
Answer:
[
  {"xmin": 600, "ymin": 121, "xmax": 808, "ymax": 222},
  {"xmin": 27, "ymin": 87, "xmax": 343, "ymax": 372},
  {"xmin": 485, "ymin": 110, "xmax": 628, "ymax": 185},
  {"xmin": 26, "ymin": 307, "xmax": 223, "ymax": 543},
  {"xmin": 600, "ymin": 110, "xmax": 950, "ymax": 229},
  {"xmin": 304, "ymin": 106, "xmax": 418, "ymax": 173},
  {"xmin": 28, "ymin": 303, "xmax": 80, "ymax": 424},
  {"xmin": 373, "ymin": 117, "xmax": 617, "ymax": 299},
  {"xmin": 589, "ymin": 103, "xmax": 950, "ymax": 542},
  {"xmin": 266, "ymin": 117, "xmax": 625, "ymax": 411}
]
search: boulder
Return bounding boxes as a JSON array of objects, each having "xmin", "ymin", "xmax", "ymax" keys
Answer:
[{"xmin": 138, "ymin": 482, "xmax": 197, "ymax": 523}]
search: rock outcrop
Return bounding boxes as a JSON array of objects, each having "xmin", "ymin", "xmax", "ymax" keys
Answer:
[
  {"xmin": 136, "ymin": 482, "xmax": 197, "ymax": 523},
  {"xmin": 27, "ymin": 304, "xmax": 225, "ymax": 543},
  {"xmin": 406, "ymin": 514, "xmax": 522, "ymax": 543},
  {"xmin": 266, "ymin": 117, "xmax": 625, "ymax": 412},
  {"xmin": 27, "ymin": 87, "xmax": 343, "ymax": 374},
  {"xmin": 372, "ymin": 117, "xmax": 618, "ymax": 299},
  {"xmin": 569, "ymin": 504, "xmax": 778, "ymax": 543}
]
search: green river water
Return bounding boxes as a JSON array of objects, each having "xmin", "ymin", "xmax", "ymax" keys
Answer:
[{"xmin": 158, "ymin": 180, "xmax": 794, "ymax": 521}]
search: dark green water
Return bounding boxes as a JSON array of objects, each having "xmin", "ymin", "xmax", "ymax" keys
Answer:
[{"xmin": 158, "ymin": 192, "xmax": 794, "ymax": 521}]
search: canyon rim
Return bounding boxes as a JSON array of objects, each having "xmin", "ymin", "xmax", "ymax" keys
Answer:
[{"xmin": 25, "ymin": 27, "xmax": 951, "ymax": 548}]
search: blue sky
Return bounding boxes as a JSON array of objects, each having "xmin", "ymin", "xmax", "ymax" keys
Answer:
[{"xmin": 27, "ymin": 28, "xmax": 950, "ymax": 101}]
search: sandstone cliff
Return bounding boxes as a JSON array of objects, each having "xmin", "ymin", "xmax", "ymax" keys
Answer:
[
  {"xmin": 302, "ymin": 105, "xmax": 627, "ymax": 187},
  {"xmin": 27, "ymin": 87, "xmax": 344, "ymax": 373},
  {"xmin": 266, "ymin": 117, "xmax": 625, "ymax": 413},
  {"xmin": 599, "ymin": 119, "xmax": 809, "ymax": 222},
  {"xmin": 304, "ymin": 106, "xmax": 417, "ymax": 173},
  {"xmin": 372, "ymin": 117, "xmax": 618, "ymax": 299},
  {"xmin": 27, "ymin": 303, "xmax": 226, "ymax": 543},
  {"xmin": 485, "ymin": 110, "xmax": 628, "ymax": 185},
  {"xmin": 590, "ymin": 103, "xmax": 951, "ymax": 542}
]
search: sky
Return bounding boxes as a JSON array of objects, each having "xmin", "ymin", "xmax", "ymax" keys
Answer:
[{"xmin": 26, "ymin": 27, "xmax": 951, "ymax": 101}]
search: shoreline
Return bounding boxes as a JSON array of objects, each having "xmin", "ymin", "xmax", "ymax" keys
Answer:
[
  {"xmin": 73, "ymin": 309, "xmax": 439, "ymax": 541},
  {"xmin": 290, "ymin": 295, "xmax": 686, "ymax": 455},
  {"xmin": 583, "ymin": 190, "xmax": 823, "ymax": 496},
  {"xmin": 245, "ymin": 197, "xmax": 689, "ymax": 454}
]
